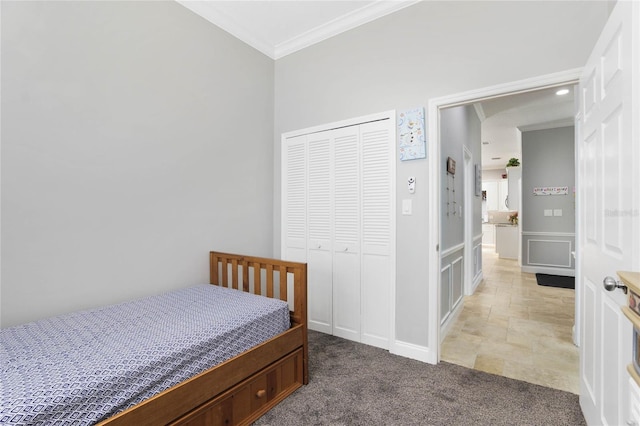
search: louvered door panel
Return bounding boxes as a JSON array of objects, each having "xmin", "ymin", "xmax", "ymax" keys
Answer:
[
  {"xmin": 282, "ymin": 135, "xmax": 306, "ymax": 262},
  {"xmin": 306, "ymin": 132, "xmax": 333, "ymax": 333},
  {"xmin": 361, "ymin": 122, "xmax": 392, "ymax": 256},
  {"xmin": 333, "ymin": 127, "xmax": 360, "ymax": 252},
  {"xmin": 307, "ymin": 133, "xmax": 332, "ymax": 248},
  {"xmin": 332, "ymin": 126, "xmax": 361, "ymax": 342},
  {"xmin": 360, "ymin": 119, "xmax": 393, "ymax": 349}
]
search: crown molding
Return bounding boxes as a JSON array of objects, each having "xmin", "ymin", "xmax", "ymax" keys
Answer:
[
  {"xmin": 274, "ymin": 0, "xmax": 421, "ymax": 59},
  {"xmin": 473, "ymin": 103, "xmax": 486, "ymax": 122},
  {"xmin": 176, "ymin": 0, "xmax": 421, "ymax": 60},
  {"xmin": 518, "ymin": 118, "xmax": 575, "ymax": 132}
]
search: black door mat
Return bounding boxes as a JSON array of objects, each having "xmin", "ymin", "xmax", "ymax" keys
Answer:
[{"xmin": 535, "ymin": 273, "xmax": 575, "ymax": 289}]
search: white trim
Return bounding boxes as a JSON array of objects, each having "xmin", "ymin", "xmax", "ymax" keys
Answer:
[
  {"xmin": 518, "ymin": 118, "xmax": 575, "ymax": 132},
  {"xmin": 388, "ymin": 113, "xmax": 398, "ymax": 357},
  {"xmin": 473, "ymin": 233, "xmax": 483, "ymax": 242},
  {"xmin": 428, "ymin": 68, "xmax": 583, "ymax": 365},
  {"xmin": 521, "ymin": 265, "xmax": 575, "ymax": 277},
  {"xmin": 428, "ymin": 95, "xmax": 441, "ymax": 365},
  {"xmin": 463, "ymin": 145, "xmax": 474, "ymax": 297},
  {"xmin": 440, "ymin": 300, "xmax": 464, "ymax": 342},
  {"xmin": 472, "ymin": 271, "xmax": 483, "ymax": 292},
  {"xmin": 440, "ymin": 263, "xmax": 451, "ymax": 324},
  {"xmin": 391, "ymin": 339, "xmax": 434, "ymax": 364},
  {"xmin": 451, "ymin": 255, "xmax": 464, "ymax": 307},
  {"xmin": 282, "ymin": 110, "xmax": 396, "ymax": 139},
  {"xmin": 431, "ymin": 68, "xmax": 583, "ymax": 109},
  {"xmin": 527, "ymin": 239, "xmax": 573, "ymax": 268},
  {"xmin": 275, "ymin": 1, "xmax": 421, "ymax": 59},
  {"xmin": 440, "ymin": 242, "xmax": 465, "ymax": 258},
  {"xmin": 473, "ymin": 103, "xmax": 486, "ymax": 122},
  {"xmin": 522, "ymin": 231, "xmax": 576, "ymax": 237},
  {"xmin": 177, "ymin": 1, "xmax": 421, "ymax": 60}
]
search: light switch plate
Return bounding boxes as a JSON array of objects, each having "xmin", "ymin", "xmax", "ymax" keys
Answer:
[
  {"xmin": 554, "ymin": 209, "xmax": 563, "ymax": 216},
  {"xmin": 544, "ymin": 209, "xmax": 553, "ymax": 216},
  {"xmin": 402, "ymin": 199, "xmax": 412, "ymax": 215}
]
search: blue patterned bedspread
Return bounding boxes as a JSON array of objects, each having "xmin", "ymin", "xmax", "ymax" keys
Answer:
[{"xmin": 0, "ymin": 285, "xmax": 290, "ymax": 425}]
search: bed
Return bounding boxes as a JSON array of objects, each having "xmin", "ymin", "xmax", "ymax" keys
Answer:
[{"xmin": 0, "ymin": 251, "xmax": 308, "ymax": 426}]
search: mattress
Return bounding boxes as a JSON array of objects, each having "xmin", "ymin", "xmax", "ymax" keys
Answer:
[{"xmin": 0, "ymin": 285, "xmax": 291, "ymax": 425}]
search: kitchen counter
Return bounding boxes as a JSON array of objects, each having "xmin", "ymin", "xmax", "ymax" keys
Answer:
[{"xmin": 496, "ymin": 224, "xmax": 518, "ymax": 259}]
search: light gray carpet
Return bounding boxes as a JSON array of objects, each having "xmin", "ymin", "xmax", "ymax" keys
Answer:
[{"xmin": 254, "ymin": 331, "xmax": 585, "ymax": 426}]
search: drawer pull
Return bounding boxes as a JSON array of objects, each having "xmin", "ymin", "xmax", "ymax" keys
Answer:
[{"xmin": 255, "ymin": 389, "xmax": 266, "ymax": 398}]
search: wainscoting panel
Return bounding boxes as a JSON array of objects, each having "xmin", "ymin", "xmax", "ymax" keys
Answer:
[
  {"xmin": 521, "ymin": 232, "xmax": 575, "ymax": 275},
  {"xmin": 440, "ymin": 246, "xmax": 464, "ymax": 327}
]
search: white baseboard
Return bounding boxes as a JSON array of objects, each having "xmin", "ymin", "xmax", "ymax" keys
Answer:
[
  {"xmin": 440, "ymin": 300, "xmax": 464, "ymax": 340},
  {"xmin": 391, "ymin": 339, "xmax": 435, "ymax": 364},
  {"xmin": 521, "ymin": 265, "xmax": 575, "ymax": 277},
  {"xmin": 471, "ymin": 271, "xmax": 483, "ymax": 294}
]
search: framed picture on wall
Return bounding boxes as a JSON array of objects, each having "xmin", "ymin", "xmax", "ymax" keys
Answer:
[{"xmin": 446, "ymin": 157, "xmax": 456, "ymax": 175}]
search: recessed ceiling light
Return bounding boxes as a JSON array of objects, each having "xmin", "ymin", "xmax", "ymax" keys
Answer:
[
  {"xmin": 556, "ymin": 89, "xmax": 570, "ymax": 96},
  {"xmin": 491, "ymin": 157, "xmax": 501, "ymax": 160}
]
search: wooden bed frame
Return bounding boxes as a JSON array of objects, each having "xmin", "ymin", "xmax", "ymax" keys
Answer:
[{"xmin": 100, "ymin": 251, "xmax": 308, "ymax": 426}]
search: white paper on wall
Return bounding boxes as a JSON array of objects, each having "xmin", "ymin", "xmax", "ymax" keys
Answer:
[
  {"xmin": 533, "ymin": 186, "xmax": 569, "ymax": 195},
  {"xmin": 398, "ymin": 107, "xmax": 426, "ymax": 161}
]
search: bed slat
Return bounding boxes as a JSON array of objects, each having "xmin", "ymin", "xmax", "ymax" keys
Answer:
[
  {"xmin": 253, "ymin": 262, "xmax": 261, "ymax": 295},
  {"xmin": 279, "ymin": 265, "xmax": 287, "ymax": 301},
  {"xmin": 231, "ymin": 259, "xmax": 239, "ymax": 290},
  {"xmin": 266, "ymin": 264, "xmax": 274, "ymax": 298},
  {"xmin": 242, "ymin": 260, "xmax": 250, "ymax": 292}
]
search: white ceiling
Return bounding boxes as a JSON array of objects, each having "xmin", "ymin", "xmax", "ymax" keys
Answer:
[
  {"xmin": 176, "ymin": 1, "xmax": 576, "ymax": 170},
  {"xmin": 476, "ymin": 85, "xmax": 576, "ymax": 170},
  {"xmin": 176, "ymin": 0, "xmax": 419, "ymax": 59}
]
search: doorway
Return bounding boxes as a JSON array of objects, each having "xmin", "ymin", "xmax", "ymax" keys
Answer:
[{"xmin": 427, "ymin": 70, "xmax": 581, "ymax": 392}]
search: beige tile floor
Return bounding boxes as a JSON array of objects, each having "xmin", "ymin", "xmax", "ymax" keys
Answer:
[{"xmin": 441, "ymin": 245, "xmax": 579, "ymax": 394}]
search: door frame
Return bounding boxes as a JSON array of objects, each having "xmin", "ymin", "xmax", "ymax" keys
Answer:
[
  {"xmin": 462, "ymin": 145, "xmax": 473, "ymax": 296},
  {"xmin": 427, "ymin": 68, "xmax": 582, "ymax": 363}
]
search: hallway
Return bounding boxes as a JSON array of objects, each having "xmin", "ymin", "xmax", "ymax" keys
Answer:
[{"xmin": 441, "ymin": 246, "xmax": 579, "ymax": 394}]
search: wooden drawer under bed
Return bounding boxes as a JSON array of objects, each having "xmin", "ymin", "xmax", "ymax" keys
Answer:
[{"xmin": 173, "ymin": 348, "xmax": 303, "ymax": 426}]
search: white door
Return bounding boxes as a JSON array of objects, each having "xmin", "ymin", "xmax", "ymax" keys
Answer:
[
  {"xmin": 332, "ymin": 126, "xmax": 361, "ymax": 342},
  {"xmin": 360, "ymin": 119, "xmax": 394, "ymax": 349},
  {"xmin": 306, "ymin": 131, "xmax": 333, "ymax": 334},
  {"xmin": 281, "ymin": 135, "xmax": 307, "ymax": 263},
  {"xmin": 578, "ymin": 1, "xmax": 639, "ymax": 424}
]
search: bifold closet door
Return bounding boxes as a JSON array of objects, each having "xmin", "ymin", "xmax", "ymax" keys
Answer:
[
  {"xmin": 331, "ymin": 126, "xmax": 361, "ymax": 342},
  {"xmin": 306, "ymin": 131, "xmax": 333, "ymax": 334},
  {"xmin": 282, "ymin": 135, "xmax": 307, "ymax": 264},
  {"xmin": 360, "ymin": 120, "xmax": 393, "ymax": 349},
  {"xmin": 282, "ymin": 114, "xmax": 394, "ymax": 349}
]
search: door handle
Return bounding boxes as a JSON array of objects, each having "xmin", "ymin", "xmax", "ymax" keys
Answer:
[{"xmin": 603, "ymin": 276, "xmax": 628, "ymax": 294}]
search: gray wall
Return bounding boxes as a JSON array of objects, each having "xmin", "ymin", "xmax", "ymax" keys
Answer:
[
  {"xmin": 522, "ymin": 127, "xmax": 576, "ymax": 233},
  {"xmin": 1, "ymin": 1, "xmax": 275, "ymax": 326},
  {"xmin": 273, "ymin": 1, "xmax": 609, "ymax": 347},
  {"xmin": 440, "ymin": 104, "xmax": 482, "ymax": 251},
  {"xmin": 521, "ymin": 126, "xmax": 576, "ymax": 271}
]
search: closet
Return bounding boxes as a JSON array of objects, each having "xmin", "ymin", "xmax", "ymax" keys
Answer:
[{"xmin": 281, "ymin": 113, "xmax": 395, "ymax": 350}]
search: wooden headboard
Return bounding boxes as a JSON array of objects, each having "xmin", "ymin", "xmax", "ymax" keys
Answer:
[{"xmin": 209, "ymin": 251, "xmax": 307, "ymax": 327}]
